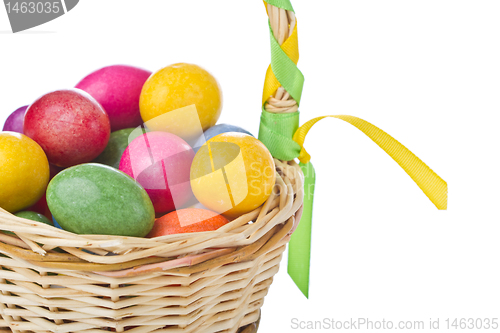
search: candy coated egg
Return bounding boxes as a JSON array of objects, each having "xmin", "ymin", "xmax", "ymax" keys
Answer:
[
  {"xmin": 120, "ymin": 132, "xmax": 194, "ymax": 214},
  {"xmin": 23, "ymin": 89, "xmax": 111, "ymax": 167},
  {"xmin": 0, "ymin": 132, "xmax": 50, "ymax": 213},
  {"xmin": 139, "ymin": 63, "xmax": 222, "ymax": 142},
  {"xmin": 76, "ymin": 65, "xmax": 152, "ymax": 131},
  {"xmin": 94, "ymin": 127, "xmax": 147, "ymax": 169},
  {"xmin": 147, "ymin": 208, "xmax": 230, "ymax": 237},
  {"xmin": 2, "ymin": 105, "xmax": 28, "ymax": 133},
  {"xmin": 47, "ymin": 163, "xmax": 155, "ymax": 237},
  {"xmin": 15, "ymin": 211, "xmax": 53, "ymax": 225},
  {"xmin": 194, "ymin": 124, "xmax": 253, "ymax": 151},
  {"xmin": 190, "ymin": 133, "xmax": 276, "ymax": 218}
]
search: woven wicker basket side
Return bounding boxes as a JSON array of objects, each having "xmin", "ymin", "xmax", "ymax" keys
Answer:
[{"xmin": 0, "ymin": 3, "xmax": 302, "ymax": 333}]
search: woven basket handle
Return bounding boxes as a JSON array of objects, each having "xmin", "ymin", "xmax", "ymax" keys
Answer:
[{"xmin": 263, "ymin": 2, "xmax": 299, "ymax": 114}]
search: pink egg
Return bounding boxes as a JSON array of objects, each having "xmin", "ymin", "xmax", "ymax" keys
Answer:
[
  {"xmin": 119, "ymin": 132, "xmax": 194, "ymax": 214},
  {"xmin": 24, "ymin": 89, "xmax": 110, "ymax": 167},
  {"xmin": 76, "ymin": 65, "xmax": 152, "ymax": 131}
]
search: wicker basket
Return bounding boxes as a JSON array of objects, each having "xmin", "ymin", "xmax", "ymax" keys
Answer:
[{"xmin": 0, "ymin": 4, "xmax": 304, "ymax": 333}]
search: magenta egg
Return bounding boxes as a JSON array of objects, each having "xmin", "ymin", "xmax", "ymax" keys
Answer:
[
  {"xmin": 76, "ymin": 65, "xmax": 152, "ymax": 131},
  {"xmin": 119, "ymin": 132, "xmax": 194, "ymax": 214},
  {"xmin": 2, "ymin": 105, "xmax": 28, "ymax": 133},
  {"xmin": 24, "ymin": 89, "xmax": 110, "ymax": 167}
]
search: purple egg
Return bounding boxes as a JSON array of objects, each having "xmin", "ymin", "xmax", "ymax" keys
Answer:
[
  {"xmin": 2, "ymin": 105, "xmax": 28, "ymax": 133},
  {"xmin": 76, "ymin": 65, "xmax": 152, "ymax": 132}
]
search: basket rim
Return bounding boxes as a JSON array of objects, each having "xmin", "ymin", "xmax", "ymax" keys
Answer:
[{"xmin": 0, "ymin": 160, "xmax": 304, "ymax": 272}]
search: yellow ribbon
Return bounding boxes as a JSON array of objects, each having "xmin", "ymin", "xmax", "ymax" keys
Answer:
[{"xmin": 293, "ymin": 116, "xmax": 448, "ymax": 210}]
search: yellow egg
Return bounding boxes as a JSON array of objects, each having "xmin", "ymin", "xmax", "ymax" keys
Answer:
[
  {"xmin": 0, "ymin": 132, "xmax": 50, "ymax": 213},
  {"xmin": 190, "ymin": 133, "xmax": 276, "ymax": 218},
  {"xmin": 139, "ymin": 63, "xmax": 222, "ymax": 142}
]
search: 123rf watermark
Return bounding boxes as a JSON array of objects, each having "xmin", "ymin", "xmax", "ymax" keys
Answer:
[{"xmin": 291, "ymin": 318, "xmax": 500, "ymax": 330}]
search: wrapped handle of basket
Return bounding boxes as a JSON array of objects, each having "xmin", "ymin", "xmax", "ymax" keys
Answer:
[{"xmin": 259, "ymin": 0, "xmax": 448, "ymax": 298}]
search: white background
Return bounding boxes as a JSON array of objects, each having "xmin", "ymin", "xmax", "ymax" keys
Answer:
[{"xmin": 1, "ymin": 1, "xmax": 500, "ymax": 332}]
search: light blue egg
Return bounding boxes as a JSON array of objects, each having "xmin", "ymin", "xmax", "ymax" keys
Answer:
[{"xmin": 194, "ymin": 124, "xmax": 253, "ymax": 151}]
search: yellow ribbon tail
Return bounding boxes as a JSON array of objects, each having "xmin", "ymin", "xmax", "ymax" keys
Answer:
[{"xmin": 293, "ymin": 115, "xmax": 448, "ymax": 210}]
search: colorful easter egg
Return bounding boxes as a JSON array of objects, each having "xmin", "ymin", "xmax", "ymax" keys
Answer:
[
  {"xmin": 139, "ymin": 63, "xmax": 222, "ymax": 142},
  {"xmin": 94, "ymin": 127, "xmax": 147, "ymax": 169},
  {"xmin": 76, "ymin": 65, "xmax": 152, "ymax": 131},
  {"xmin": 0, "ymin": 132, "xmax": 49, "ymax": 213},
  {"xmin": 23, "ymin": 89, "xmax": 110, "ymax": 167},
  {"xmin": 194, "ymin": 124, "xmax": 253, "ymax": 151},
  {"xmin": 147, "ymin": 208, "xmax": 230, "ymax": 237},
  {"xmin": 190, "ymin": 133, "xmax": 276, "ymax": 218},
  {"xmin": 119, "ymin": 132, "xmax": 194, "ymax": 214},
  {"xmin": 47, "ymin": 163, "xmax": 155, "ymax": 237},
  {"xmin": 14, "ymin": 211, "xmax": 53, "ymax": 225},
  {"xmin": 2, "ymin": 105, "xmax": 28, "ymax": 133}
]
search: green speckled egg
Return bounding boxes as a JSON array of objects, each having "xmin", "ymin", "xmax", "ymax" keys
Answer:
[{"xmin": 46, "ymin": 163, "xmax": 154, "ymax": 237}]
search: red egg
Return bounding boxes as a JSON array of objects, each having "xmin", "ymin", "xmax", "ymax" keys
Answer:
[
  {"xmin": 27, "ymin": 194, "xmax": 50, "ymax": 220},
  {"xmin": 147, "ymin": 208, "xmax": 230, "ymax": 237},
  {"xmin": 24, "ymin": 89, "xmax": 111, "ymax": 167},
  {"xmin": 119, "ymin": 132, "xmax": 194, "ymax": 214},
  {"xmin": 76, "ymin": 65, "xmax": 152, "ymax": 131},
  {"xmin": 27, "ymin": 164, "xmax": 63, "ymax": 219}
]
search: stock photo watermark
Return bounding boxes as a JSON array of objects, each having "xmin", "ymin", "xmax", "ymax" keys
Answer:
[
  {"xmin": 290, "ymin": 317, "xmax": 500, "ymax": 330},
  {"xmin": 3, "ymin": 0, "xmax": 79, "ymax": 33}
]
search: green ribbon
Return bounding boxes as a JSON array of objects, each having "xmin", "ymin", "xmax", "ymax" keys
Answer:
[
  {"xmin": 260, "ymin": 0, "xmax": 312, "ymax": 299},
  {"xmin": 259, "ymin": 109, "xmax": 315, "ymax": 298},
  {"xmin": 268, "ymin": 21, "xmax": 304, "ymax": 105},
  {"xmin": 288, "ymin": 162, "xmax": 315, "ymax": 298},
  {"xmin": 265, "ymin": 0, "xmax": 295, "ymax": 13},
  {"xmin": 258, "ymin": 110, "xmax": 301, "ymax": 161}
]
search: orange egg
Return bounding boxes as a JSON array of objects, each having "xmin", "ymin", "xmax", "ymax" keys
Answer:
[
  {"xmin": 190, "ymin": 133, "xmax": 276, "ymax": 218},
  {"xmin": 147, "ymin": 208, "xmax": 230, "ymax": 237},
  {"xmin": 0, "ymin": 132, "xmax": 50, "ymax": 213}
]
